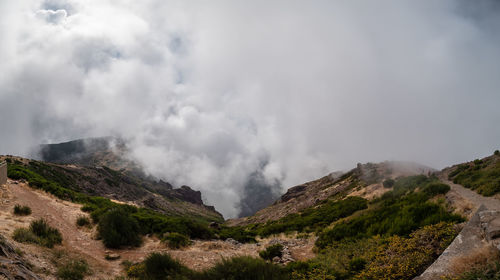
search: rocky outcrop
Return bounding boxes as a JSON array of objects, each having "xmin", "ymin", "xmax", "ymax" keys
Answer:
[
  {"xmin": 279, "ymin": 185, "xmax": 307, "ymax": 203},
  {"xmin": 0, "ymin": 235, "xmax": 41, "ymax": 280},
  {"xmin": 172, "ymin": 186, "xmax": 203, "ymax": 205}
]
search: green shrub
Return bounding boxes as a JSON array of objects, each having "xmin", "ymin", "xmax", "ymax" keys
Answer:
[
  {"xmin": 13, "ymin": 204, "xmax": 32, "ymax": 216},
  {"xmin": 259, "ymin": 244, "xmax": 284, "ymax": 261},
  {"xmin": 56, "ymin": 259, "xmax": 90, "ymax": 280},
  {"xmin": 348, "ymin": 257, "xmax": 367, "ymax": 272},
  {"xmin": 218, "ymin": 226, "xmax": 256, "ymax": 243},
  {"xmin": 29, "ymin": 219, "xmax": 63, "ymax": 248},
  {"xmin": 199, "ymin": 256, "xmax": 289, "ymax": 280},
  {"xmin": 495, "ymin": 150, "xmax": 500, "ymax": 156},
  {"xmin": 13, "ymin": 228, "xmax": 38, "ymax": 244},
  {"xmin": 422, "ymin": 183, "xmax": 450, "ymax": 196},
  {"xmin": 76, "ymin": 216, "xmax": 91, "ymax": 227},
  {"xmin": 162, "ymin": 232, "xmax": 191, "ymax": 249},
  {"xmin": 143, "ymin": 253, "xmax": 192, "ymax": 279},
  {"xmin": 357, "ymin": 222, "xmax": 457, "ymax": 279},
  {"xmin": 13, "ymin": 219, "xmax": 62, "ymax": 248},
  {"xmin": 98, "ymin": 208, "xmax": 141, "ymax": 248},
  {"xmin": 383, "ymin": 179, "xmax": 395, "ymax": 188}
]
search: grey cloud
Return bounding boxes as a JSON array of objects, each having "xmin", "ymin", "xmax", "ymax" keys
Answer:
[
  {"xmin": 36, "ymin": 9, "xmax": 67, "ymax": 24},
  {"xmin": 1, "ymin": 0, "xmax": 500, "ymax": 217}
]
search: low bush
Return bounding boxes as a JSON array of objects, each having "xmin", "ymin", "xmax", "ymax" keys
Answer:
[
  {"xmin": 218, "ymin": 226, "xmax": 257, "ymax": 243},
  {"xmin": 356, "ymin": 222, "xmax": 458, "ymax": 279},
  {"xmin": 162, "ymin": 232, "xmax": 191, "ymax": 249},
  {"xmin": 56, "ymin": 259, "xmax": 90, "ymax": 280},
  {"xmin": 13, "ymin": 228, "xmax": 38, "ymax": 244},
  {"xmin": 422, "ymin": 183, "xmax": 450, "ymax": 196},
  {"xmin": 495, "ymin": 150, "xmax": 500, "ymax": 156},
  {"xmin": 29, "ymin": 219, "xmax": 63, "ymax": 248},
  {"xmin": 76, "ymin": 216, "xmax": 91, "ymax": 227},
  {"xmin": 13, "ymin": 204, "xmax": 32, "ymax": 216},
  {"xmin": 383, "ymin": 179, "xmax": 395, "ymax": 188},
  {"xmin": 199, "ymin": 256, "xmax": 289, "ymax": 280},
  {"xmin": 259, "ymin": 244, "xmax": 284, "ymax": 261},
  {"xmin": 143, "ymin": 253, "xmax": 192, "ymax": 279},
  {"xmin": 13, "ymin": 219, "xmax": 62, "ymax": 248},
  {"xmin": 98, "ymin": 208, "xmax": 141, "ymax": 248}
]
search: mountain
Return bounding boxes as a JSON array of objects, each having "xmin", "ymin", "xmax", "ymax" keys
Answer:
[
  {"xmin": 34, "ymin": 137, "xmax": 141, "ymax": 174},
  {"xmin": 2, "ymin": 155, "xmax": 222, "ymax": 222}
]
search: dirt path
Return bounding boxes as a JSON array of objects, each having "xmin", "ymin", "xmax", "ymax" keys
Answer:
[{"xmin": 441, "ymin": 178, "xmax": 500, "ymax": 211}]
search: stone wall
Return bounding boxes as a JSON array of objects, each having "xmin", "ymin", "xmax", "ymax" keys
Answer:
[{"xmin": 0, "ymin": 161, "xmax": 6, "ymax": 186}]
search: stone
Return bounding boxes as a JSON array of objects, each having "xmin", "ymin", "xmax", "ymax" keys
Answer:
[{"xmin": 105, "ymin": 254, "xmax": 121, "ymax": 261}]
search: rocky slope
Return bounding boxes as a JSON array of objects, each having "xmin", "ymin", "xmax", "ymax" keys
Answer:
[
  {"xmin": 1, "ymin": 156, "xmax": 222, "ymax": 222},
  {"xmin": 228, "ymin": 161, "xmax": 434, "ymax": 226}
]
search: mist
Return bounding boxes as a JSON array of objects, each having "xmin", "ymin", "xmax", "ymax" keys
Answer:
[{"xmin": 1, "ymin": 0, "xmax": 500, "ymax": 217}]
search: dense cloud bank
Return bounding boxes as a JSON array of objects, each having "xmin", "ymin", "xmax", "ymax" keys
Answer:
[{"xmin": 1, "ymin": 0, "xmax": 500, "ymax": 217}]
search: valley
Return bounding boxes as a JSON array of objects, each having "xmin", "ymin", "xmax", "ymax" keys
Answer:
[{"xmin": 0, "ymin": 151, "xmax": 499, "ymax": 279}]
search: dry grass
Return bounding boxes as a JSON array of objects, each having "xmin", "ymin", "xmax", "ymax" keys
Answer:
[{"xmin": 448, "ymin": 245, "xmax": 500, "ymax": 276}]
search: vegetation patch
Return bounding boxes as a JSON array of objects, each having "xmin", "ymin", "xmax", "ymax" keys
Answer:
[
  {"xmin": 448, "ymin": 152, "xmax": 500, "ymax": 196},
  {"xmin": 76, "ymin": 215, "xmax": 91, "ymax": 227},
  {"xmin": 290, "ymin": 223, "xmax": 457, "ymax": 280},
  {"xmin": 13, "ymin": 219, "xmax": 62, "ymax": 248},
  {"xmin": 162, "ymin": 232, "xmax": 191, "ymax": 249},
  {"xmin": 56, "ymin": 259, "xmax": 90, "ymax": 280},
  {"xmin": 316, "ymin": 177, "xmax": 463, "ymax": 248},
  {"xmin": 13, "ymin": 204, "xmax": 32, "ymax": 216},
  {"xmin": 200, "ymin": 256, "xmax": 289, "ymax": 280},
  {"xmin": 256, "ymin": 196, "xmax": 368, "ymax": 237},
  {"xmin": 98, "ymin": 208, "xmax": 142, "ymax": 248}
]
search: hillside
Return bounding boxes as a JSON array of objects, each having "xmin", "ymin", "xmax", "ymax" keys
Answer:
[
  {"xmin": 228, "ymin": 161, "xmax": 434, "ymax": 226},
  {"xmin": 443, "ymin": 150, "xmax": 500, "ymax": 197},
  {"xmin": 1, "ymin": 154, "xmax": 499, "ymax": 279},
  {"xmin": 1, "ymin": 155, "xmax": 222, "ymax": 223}
]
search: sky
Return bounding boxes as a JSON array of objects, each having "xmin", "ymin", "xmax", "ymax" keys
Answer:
[{"xmin": 0, "ymin": 0, "xmax": 500, "ymax": 217}]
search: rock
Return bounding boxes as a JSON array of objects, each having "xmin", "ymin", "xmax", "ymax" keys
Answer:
[
  {"xmin": 272, "ymin": 256, "xmax": 280, "ymax": 263},
  {"xmin": 0, "ymin": 234, "xmax": 41, "ymax": 279},
  {"xmin": 225, "ymin": 238, "xmax": 240, "ymax": 246},
  {"xmin": 280, "ymin": 185, "xmax": 307, "ymax": 203},
  {"xmin": 105, "ymin": 253, "xmax": 121, "ymax": 261},
  {"xmin": 209, "ymin": 222, "xmax": 220, "ymax": 230}
]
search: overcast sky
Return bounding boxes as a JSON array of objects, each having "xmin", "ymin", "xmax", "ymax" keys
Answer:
[{"xmin": 1, "ymin": 0, "xmax": 499, "ymax": 217}]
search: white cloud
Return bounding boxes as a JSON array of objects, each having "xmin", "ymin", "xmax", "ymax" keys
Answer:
[{"xmin": 1, "ymin": 0, "xmax": 500, "ymax": 217}]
